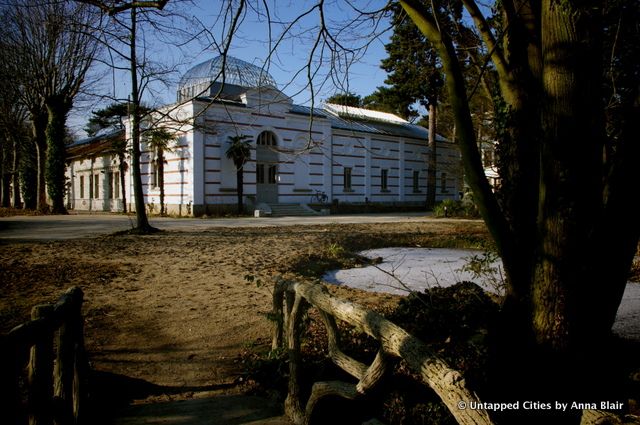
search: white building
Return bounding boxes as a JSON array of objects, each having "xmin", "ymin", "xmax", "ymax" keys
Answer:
[{"xmin": 66, "ymin": 56, "xmax": 461, "ymax": 216}]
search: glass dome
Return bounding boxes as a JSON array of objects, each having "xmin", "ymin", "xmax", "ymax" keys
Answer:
[{"xmin": 178, "ymin": 56, "xmax": 278, "ymax": 96}]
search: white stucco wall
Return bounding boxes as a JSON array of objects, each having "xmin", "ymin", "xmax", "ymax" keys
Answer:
[{"xmin": 66, "ymin": 154, "xmax": 124, "ymax": 213}]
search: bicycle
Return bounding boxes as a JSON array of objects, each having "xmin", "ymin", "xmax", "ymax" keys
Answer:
[{"xmin": 310, "ymin": 190, "xmax": 328, "ymax": 204}]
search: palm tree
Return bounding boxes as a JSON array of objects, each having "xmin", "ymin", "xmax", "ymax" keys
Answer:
[
  {"xmin": 146, "ymin": 128, "xmax": 174, "ymax": 216},
  {"xmin": 225, "ymin": 134, "xmax": 252, "ymax": 214}
]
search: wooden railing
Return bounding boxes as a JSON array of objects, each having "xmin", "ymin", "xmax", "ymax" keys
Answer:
[
  {"xmin": 272, "ymin": 280, "xmax": 640, "ymax": 425},
  {"xmin": 1, "ymin": 287, "xmax": 88, "ymax": 425},
  {"xmin": 272, "ymin": 279, "xmax": 493, "ymax": 425}
]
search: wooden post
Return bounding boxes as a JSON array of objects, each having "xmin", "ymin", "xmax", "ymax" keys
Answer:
[
  {"xmin": 28, "ymin": 304, "xmax": 54, "ymax": 425},
  {"xmin": 284, "ymin": 292, "xmax": 305, "ymax": 425},
  {"xmin": 54, "ymin": 288, "xmax": 83, "ymax": 425},
  {"xmin": 71, "ymin": 290, "xmax": 87, "ymax": 424},
  {"xmin": 272, "ymin": 282, "xmax": 285, "ymax": 350},
  {"xmin": 0, "ymin": 335, "xmax": 21, "ymax": 425}
]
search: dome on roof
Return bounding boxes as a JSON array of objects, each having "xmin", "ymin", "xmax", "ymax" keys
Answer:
[{"xmin": 178, "ymin": 56, "xmax": 277, "ymax": 94}]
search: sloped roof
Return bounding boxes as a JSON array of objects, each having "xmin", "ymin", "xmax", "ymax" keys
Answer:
[
  {"xmin": 66, "ymin": 128, "xmax": 124, "ymax": 160},
  {"xmin": 289, "ymin": 104, "xmax": 327, "ymax": 118},
  {"xmin": 288, "ymin": 104, "xmax": 448, "ymax": 142},
  {"xmin": 324, "ymin": 103, "xmax": 409, "ymax": 124}
]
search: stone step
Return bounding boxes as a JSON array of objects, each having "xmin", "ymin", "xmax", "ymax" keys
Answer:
[{"xmin": 267, "ymin": 203, "xmax": 319, "ymax": 217}]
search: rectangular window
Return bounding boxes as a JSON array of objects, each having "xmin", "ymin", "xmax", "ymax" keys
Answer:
[
  {"xmin": 89, "ymin": 174, "xmax": 93, "ymax": 199},
  {"xmin": 94, "ymin": 174, "xmax": 100, "ymax": 199},
  {"xmin": 80, "ymin": 175, "xmax": 85, "ymax": 198},
  {"xmin": 441, "ymin": 172, "xmax": 448, "ymax": 193},
  {"xmin": 107, "ymin": 172, "xmax": 114, "ymax": 199},
  {"xmin": 413, "ymin": 170, "xmax": 420, "ymax": 193},
  {"xmin": 343, "ymin": 167, "xmax": 352, "ymax": 190},
  {"xmin": 267, "ymin": 165, "xmax": 277, "ymax": 184},
  {"xmin": 113, "ymin": 172, "xmax": 120, "ymax": 199},
  {"xmin": 381, "ymin": 169, "xmax": 388, "ymax": 191},
  {"xmin": 257, "ymin": 164, "xmax": 265, "ymax": 184}
]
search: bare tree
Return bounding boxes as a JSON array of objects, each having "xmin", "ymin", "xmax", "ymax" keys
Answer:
[
  {"xmin": 0, "ymin": 46, "xmax": 30, "ymax": 208},
  {"xmin": 78, "ymin": 0, "xmax": 199, "ymax": 232},
  {"xmin": 2, "ymin": 0, "xmax": 101, "ymax": 213}
]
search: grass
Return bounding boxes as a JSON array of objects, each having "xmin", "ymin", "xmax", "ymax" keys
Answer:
[{"xmin": 0, "ymin": 207, "xmax": 47, "ymax": 217}]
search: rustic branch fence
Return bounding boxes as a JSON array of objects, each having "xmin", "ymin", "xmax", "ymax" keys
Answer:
[
  {"xmin": 272, "ymin": 279, "xmax": 638, "ymax": 425},
  {"xmin": 1, "ymin": 287, "xmax": 88, "ymax": 425},
  {"xmin": 272, "ymin": 279, "xmax": 493, "ymax": 425}
]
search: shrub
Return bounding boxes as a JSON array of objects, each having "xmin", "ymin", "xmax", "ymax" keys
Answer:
[
  {"xmin": 457, "ymin": 250, "xmax": 506, "ymax": 295},
  {"xmin": 433, "ymin": 199, "xmax": 479, "ymax": 218}
]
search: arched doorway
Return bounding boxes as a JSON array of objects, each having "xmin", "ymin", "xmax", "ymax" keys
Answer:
[{"xmin": 256, "ymin": 131, "xmax": 278, "ymax": 203}]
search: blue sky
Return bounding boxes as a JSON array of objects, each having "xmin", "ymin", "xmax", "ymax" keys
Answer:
[
  {"xmin": 177, "ymin": 0, "xmax": 393, "ymax": 103},
  {"xmin": 71, "ymin": 0, "xmax": 393, "ymax": 136}
]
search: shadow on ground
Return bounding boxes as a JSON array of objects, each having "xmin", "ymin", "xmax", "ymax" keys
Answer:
[{"xmin": 89, "ymin": 371, "xmax": 291, "ymax": 425}]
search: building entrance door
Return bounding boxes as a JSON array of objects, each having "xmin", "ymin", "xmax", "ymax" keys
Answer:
[
  {"xmin": 255, "ymin": 131, "xmax": 279, "ymax": 204},
  {"xmin": 256, "ymin": 163, "xmax": 278, "ymax": 203}
]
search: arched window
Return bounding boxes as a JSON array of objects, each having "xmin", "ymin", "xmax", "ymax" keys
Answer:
[{"xmin": 257, "ymin": 131, "xmax": 277, "ymax": 146}]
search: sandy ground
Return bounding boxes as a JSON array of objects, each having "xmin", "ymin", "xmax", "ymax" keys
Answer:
[{"xmin": 1, "ymin": 222, "xmax": 487, "ymax": 394}]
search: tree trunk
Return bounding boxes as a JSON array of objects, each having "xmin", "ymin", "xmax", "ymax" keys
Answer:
[
  {"xmin": 45, "ymin": 97, "xmax": 71, "ymax": 214},
  {"xmin": 399, "ymin": 2, "xmax": 635, "ymax": 423},
  {"xmin": 12, "ymin": 136, "xmax": 21, "ymax": 208},
  {"xmin": 1, "ymin": 142, "xmax": 8, "ymax": 208},
  {"xmin": 20, "ymin": 138, "xmax": 37, "ymax": 210},
  {"xmin": 119, "ymin": 154, "xmax": 127, "ymax": 213},
  {"xmin": 426, "ymin": 102, "xmax": 437, "ymax": 209},
  {"xmin": 129, "ymin": 6, "xmax": 154, "ymax": 232},
  {"xmin": 490, "ymin": 3, "xmax": 622, "ymax": 421},
  {"xmin": 0, "ymin": 174, "xmax": 9, "ymax": 208},
  {"xmin": 535, "ymin": 0, "xmax": 609, "ymax": 346},
  {"xmin": 236, "ymin": 168, "xmax": 243, "ymax": 214},
  {"xmin": 32, "ymin": 112, "xmax": 48, "ymax": 212},
  {"xmin": 158, "ymin": 149, "xmax": 165, "ymax": 215}
]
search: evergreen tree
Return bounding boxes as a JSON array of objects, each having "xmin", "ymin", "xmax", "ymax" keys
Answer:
[
  {"xmin": 85, "ymin": 103, "xmax": 130, "ymax": 136},
  {"xmin": 325, "ymin": 92, "xmax": 363, "ymax": 107},
  {"xmin": 362, "ymin": 86, "xmax": 412, "ymax": 119},
  {"xmin": 376, "ymin": 4, "xmax": 446, "ymax": 208},
  {"xmin": 85, "ymin": 102, "xmax": 139, "ymax": 213},
  {"xmin": 379, "ymin": 6, "xmax": 443, "ymax": 121}
]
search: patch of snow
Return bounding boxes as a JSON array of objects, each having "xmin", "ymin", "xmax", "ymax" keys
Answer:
[
  {"xmin": 323, "ymin": 247, "xmax": 640, "ymax": 341},
  {"xmin": 323, "ymin": 248, "xmax": 503, "ymax": 295}
]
